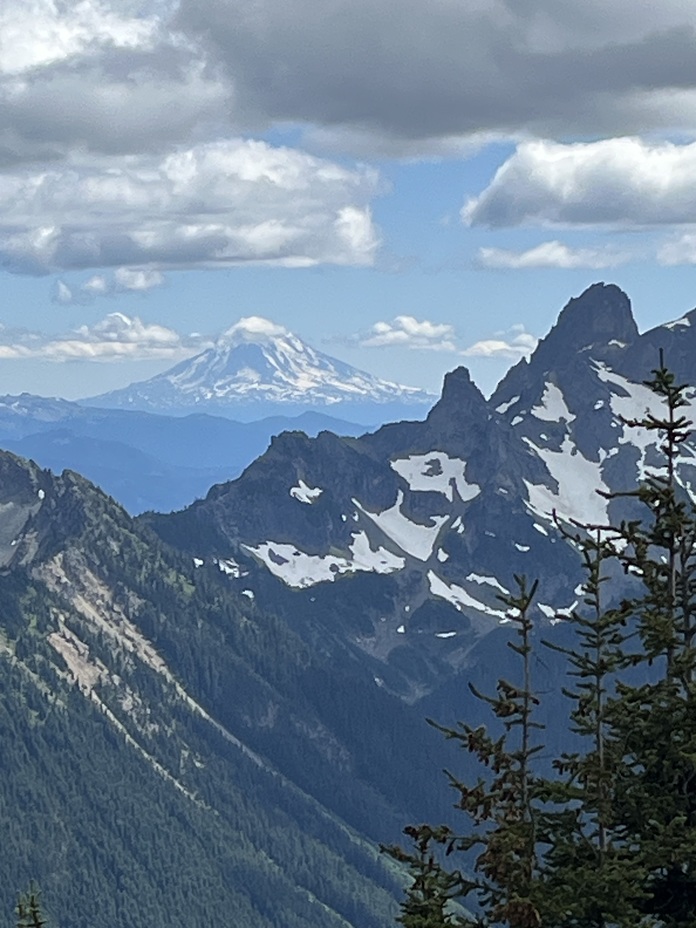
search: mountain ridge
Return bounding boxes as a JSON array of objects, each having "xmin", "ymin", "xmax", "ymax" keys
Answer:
[
  {"xmin": 0, "ymin": 396, "xmax": 368, "ymax": 513},
  {"xmin": 3, "ymin": 281, "xmax": 696, "ymax": 927},
  {"xmin": 0, "ymin": 446, "xmax": 459, "ymax": 928},
  {"xmin": 144, "ymin": 283, "xmax": 696, "ymax": 705}
]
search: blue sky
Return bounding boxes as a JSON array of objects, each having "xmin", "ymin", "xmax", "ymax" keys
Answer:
[{"xmin": 3, "ymin": 0, "xmax": 696, "ymax": 402}]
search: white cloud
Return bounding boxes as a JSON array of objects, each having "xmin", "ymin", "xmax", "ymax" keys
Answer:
[
  {"xmin": 53, "ymin": 268, "xmax": 166, "ymax": 304},
  {"xmin": 114, "ymin": 267, "xmax": 165, "ymax": 291},
  {"xmin": 83, "ymin": 275, "xmax": 109, "ymax": 296},
  {"xmin": 657, "ymin": 234, "xmax": 696, "ymax": 265},
  {"xmin": 350, "ymin": 315, "xmax": 536, "ymax": 358},
  {"xmin": 334, "ymin": 207, "xmax": 380, "ymax": 263},
  {"xmin": 357, "ymin": 316, "xmax": 457, "ymax": 351},
  {"xmin": 218, "ymin": 316, "xmax": 289, "ymax": 346},
  {"xmin": 463, "ymin": 325, "xmax": 538, "ymax": 360},
  {"xmin": 0, "ymin": 312, "xmax": 210, "ymax": 362},
  {"xmin": 6, "ymin": 0, "xmax": 696, "ymax": 295},
  {"xmin": 0, "ymin": 139, "xmax": 381, "ymax": 274},
  {"xmin": 464, "ymin": 139, "xmax": 696, "ymax": 228},
  {"xmin": 0, "ymin": 0, "xmax": 223, "ymax": 165},
  {"xmin": 54, "ymin": 280, "xmax": 73, "ymax": 304},
  {"xmin": 477, "ymin": 240, "xmax": 632, "ymax": 269},
  {"xmin": 0, "ymin": 0, "xmax": 158, "ymax": 76}
]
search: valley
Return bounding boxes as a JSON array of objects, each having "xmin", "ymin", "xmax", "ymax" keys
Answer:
[{"xmin": 2, "ymin": 282, "xmax": 696, "ymax": 926}]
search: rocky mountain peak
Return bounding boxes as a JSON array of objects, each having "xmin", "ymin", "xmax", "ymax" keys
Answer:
[
  {"xmin": 491, "ymin": 283, "xmax": 639, "ymax": 407},
  {"xmin": 542, "ymin": 282, "xmax": 638, "ymax": 357},
  {"xmin": 425, "ymin": 365, "xmax": 489, "ymax": 428}
]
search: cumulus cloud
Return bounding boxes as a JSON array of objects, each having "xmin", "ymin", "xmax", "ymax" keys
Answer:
[
  {"xmin": 477, "ymin": 240, "xmax": 632, "ymax": 269},
  {"xmin": 0, "ymin": 312, "xmax": 210, "ymax": 362},
  {"xmin": 82, "ymin": 276, "xmax": 110, "ymax": 297},
  {"xmin": 462, "ymin": 325, "xmax": 538, "ymax": 360},
  {"xmin": 54, "ymin": 268, "xmax": 166, "ymax": 304},
  {"xmin": 0, "ymin": 139, "xmax": 380, "ymax": 274},
  {"xmin": 0, "ymin": 1, "xmax": 225, "ymax": 165},
  {"xmin": 464, "ymin": 139, "xmax": 696, "ymax": 228},
  {"xmin": 356, "ymin": 316, "xmax": 458, "ymax": 351},
  {"xmin": 219, "ymin": 316, "xmax": 289, "ymax": 345},
  {"xmin": 6, "ymin": 0, "xmax": 696, "ymax": 292},
  {"xmin": 0, "ymin": 60, "xmax": 225, "ymax": 167},
  {"xmin": 114, "ymin": 267, "xmax": 165, "ymax": 291},
  {"xmin": 0, "ymin": 0, "xmax": 158, "ymax": 75},
  {"xmin": 349, "ymin": 316, "xmax": 537, "ymax": 358}
]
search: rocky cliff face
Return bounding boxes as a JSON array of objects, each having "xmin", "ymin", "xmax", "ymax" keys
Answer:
[{"xmin": 146, "ymin": 283, "xmax": 696, "ymax": 702}]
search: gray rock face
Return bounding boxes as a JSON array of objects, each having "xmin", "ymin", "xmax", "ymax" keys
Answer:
[
  {"xmin": 146, "ymin": 283, "xmax": 696, "ymax": 702},
  {"xmin": 0, "ymin": 453, "xmax": 48, "ymax": 567}
]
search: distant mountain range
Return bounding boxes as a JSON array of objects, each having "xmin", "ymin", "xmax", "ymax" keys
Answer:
[
  {"xmin": 0, "ymin": 318, "xmax": 434, "ymax": 514},
  {"xmin": 2, "ymin": 282, "xmax": 696, "ymax": 928},
  {"xmin": 0, "ymin": 397, "xmax": 367, "ymax": 513},
  {"xmin": 84, "ymin": 316, "xmax": 436, "ymax": 423}
]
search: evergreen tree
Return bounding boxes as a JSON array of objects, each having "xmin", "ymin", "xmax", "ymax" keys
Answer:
[
  {"xmin": 536, "ymin": 525, "xmax": 648, "ymax": 927},
  {"xmin": 600, "ymin": 360, "xmax": 696, "ymax": 926},
  {"xmin": 386, "ymin": 359, "xmax": 696, "ymax": 926},
  {"xmin": 16, "ymin": 884, "xmax": 47, "ymax": 928},
  {"xmin": 386, "ymin": 825, "xmax": 464, "ymax": 927},
  {"xmin": 384, "ymin": 579, "xmax": 544, "ymax": 927}
]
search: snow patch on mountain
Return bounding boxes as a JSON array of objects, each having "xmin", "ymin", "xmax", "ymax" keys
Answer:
[
  {"xmin": 244, "ymin": 532, "xmax": 405, "ymax": 588},
  {"xmin": 594, "ymin": 362, "xmax": 668, "ymax": 480},
  {"xmin": 216, "ymin": 557, "xmax": 247, "ymax": 578},
  {"xmin": 531, "ymin": 383, "xmax": 575, "ymax": 423},
  {"xmin": 245, "ymin": 543, "xmax": 350, "ymax": 588},
  {"xmin": 466, "ymin": 573, "xmax": 510, "ymax": 595},
  {"xmin": 427, "ymin": 571, "xmax": 508, "ymax": 620},
  {"xmin": 523, "ymin": 436, "xmax": 610, "ymax": 526},
  {"xmin": 594, "ymin": 363, "xmax": 660, "ymax": 420},
  {"xmin": 354, "ymin": 491, "xmax": 448, "ymax": 560},
  {"xmin": 390, "ymin": 452, "xmax": 480, "ymax": 502},
  {"xmin": 290, "ymin": 480, "xmax": 323, "ymax": 504},
  {"xmin": 496, "ymin": 395, "xmax": 519, "ymax": 414},
  {"xmin": 350, "ymin": 531, "xmax": 406, "ymax": 572}
]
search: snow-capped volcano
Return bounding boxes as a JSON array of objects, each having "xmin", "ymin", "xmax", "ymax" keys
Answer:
[{"xmin": 84, "ymin": 316, "xmax": 436, "ymax": 423}]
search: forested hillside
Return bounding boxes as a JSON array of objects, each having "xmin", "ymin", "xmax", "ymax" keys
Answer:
[{"xmin": 0, "ymin": 452, "xmax": 456, "ymax": 928}]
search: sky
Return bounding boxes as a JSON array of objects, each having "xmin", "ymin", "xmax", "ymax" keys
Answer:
[{"xmin": 3, "ymin": 0, "xmax": 696, "ymax": 402}]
